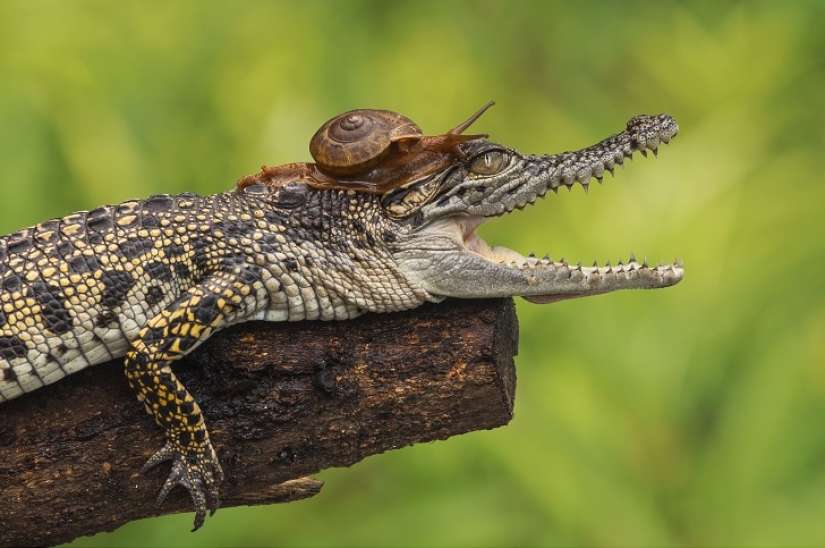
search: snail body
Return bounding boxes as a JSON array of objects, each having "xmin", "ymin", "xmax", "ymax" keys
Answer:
[{"xmin": 236, "ymin": 102, "xmax": 494, "ymax": 195}]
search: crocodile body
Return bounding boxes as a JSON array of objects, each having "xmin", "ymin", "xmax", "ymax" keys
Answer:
[{"xmin": 0, "ymin": 111, "xmax": 682, "ymax": 529}]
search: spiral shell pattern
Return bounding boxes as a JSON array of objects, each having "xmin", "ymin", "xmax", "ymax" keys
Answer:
[{"xmin": 310, "ymin": 109, "xmax": 422, "ymax": 176}]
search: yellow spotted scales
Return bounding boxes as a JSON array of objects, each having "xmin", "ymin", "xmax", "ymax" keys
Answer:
[
  {"xmin": 0, "ymin": 111, "xmax": 683, "ymax": 530},
  {"xmin": 0, "ymin": 188, "xmax": 430, "ymax": 530}
]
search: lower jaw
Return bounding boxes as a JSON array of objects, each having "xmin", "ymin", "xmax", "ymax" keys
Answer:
[{"xmin": 522, "ymin": 293, "xmax": 586, "ymax": 304}]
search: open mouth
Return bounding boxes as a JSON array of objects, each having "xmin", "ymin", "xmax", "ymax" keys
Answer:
[
  {"xmin": 458, "ymin": 208, "xmax": 682, "ymax": 302},
  {"xmin": 402, "ymin": 113, "xmax": 683, "ymax": 304},
  {"xmin": 457, "ymin": 211, "xmax": 683, "ymax": 303},
  {"xmin": 452, "ymin": 117, "xmax": 684, "ymax": 303}
]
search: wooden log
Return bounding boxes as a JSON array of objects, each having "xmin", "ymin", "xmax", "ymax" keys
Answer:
[{"xmin": 0, "ymin": 298, "xmax": 518, "ymax": 547}]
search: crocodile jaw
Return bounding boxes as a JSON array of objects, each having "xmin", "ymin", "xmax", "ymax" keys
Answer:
[
  {"xmin": 392, "ymin": 113, "xmax": 684, "ymax": 303},
  {"xmin": 452, "ymin": 215, "xmax": 684, "ymax": 304}
]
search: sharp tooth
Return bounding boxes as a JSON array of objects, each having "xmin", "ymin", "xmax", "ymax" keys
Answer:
[
  {"xmin": 643, "ymin": 257, "xmax": 649, "ymax": 268},
  {"xmin": 652, "ymin": 148, "xmax": 658, "ymax": 158},
  {"xmin": 629, "ymin": 252, "xmax": 636, "ymax": 263},
  {"xmin": 575, "ymin": 262, "xmax": 583, "ymax": 271},
  {"xmin": 592, "ymin": 260, "xmax": 599, "ymax": 268},
  {"xmin": 528, "ymin": 251, "xmax": 536, "ymax": 258},
  {"xmin": 607, "ymin": 166, "xmax": 615, "ymax": 177},
  {"xmin": 595, "ymin": 175, "xmax": 603, "ymax": 185},
  {"xmin": 639, "ymin": 149, "xmax": 648, "ymax": 158},
  {"xmin": 551, "ymin": 186, "xmax": 559, "ymax": 194},
  {"xmin": 582, "ymin": 183, "xmax": 589, "ymax": 195},
  {"xmin": 542, "ymin": 254, "xmax": 550, "ymax": 261}
]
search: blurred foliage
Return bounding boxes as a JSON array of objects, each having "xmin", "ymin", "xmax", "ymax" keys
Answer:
[{"xmin": 0, "ymin": 0, "xmax": 823, "ymax": 546}]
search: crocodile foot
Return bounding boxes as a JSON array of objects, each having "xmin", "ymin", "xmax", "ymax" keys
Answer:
[{"xmin": 141, "ymin": 440, "xmax": 224, "ymax": 531}]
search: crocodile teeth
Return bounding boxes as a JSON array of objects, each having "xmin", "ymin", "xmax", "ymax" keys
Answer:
[
  {"xmin": 450, "ymin": 114, "xmax": 682, "ymax": 294},
  {"xmin": 485, "ymin": 248, "xmax": 678, "ymax": 283}
]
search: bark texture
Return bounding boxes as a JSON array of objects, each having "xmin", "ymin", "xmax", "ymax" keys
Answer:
[{"xmin": 0, "ymin": 298, "xmax": 518, "ymax": 547}]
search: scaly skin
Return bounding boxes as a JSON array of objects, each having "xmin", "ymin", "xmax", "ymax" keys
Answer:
[
  {"xmin": 0, "ymin": 111, "xmax": 682, "ymax": 529},
  {"xmin": 394, "ymin": 114, "xmax": 682, "ymax": 303}
]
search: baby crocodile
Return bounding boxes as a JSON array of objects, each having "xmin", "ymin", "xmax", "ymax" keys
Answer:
[{"xmin": 0, "ymin": 105, "xmax": 682, "ymax": 529}]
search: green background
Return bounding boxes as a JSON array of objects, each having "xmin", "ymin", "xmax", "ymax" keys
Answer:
[{"xmin": 1, "ymin": 1, "xmax": 823, "ymax": 546}]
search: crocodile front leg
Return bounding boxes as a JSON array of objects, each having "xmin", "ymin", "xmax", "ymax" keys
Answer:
[{"xmin": 123, "ymin": 272, "xmax": 257, "ymax": 530}]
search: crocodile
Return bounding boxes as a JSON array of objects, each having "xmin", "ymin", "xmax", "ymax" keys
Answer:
[{"xmin": 0, "ymin": 105, "xmax": 682, "ymax": 530}]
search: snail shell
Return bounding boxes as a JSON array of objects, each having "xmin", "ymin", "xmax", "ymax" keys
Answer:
[{"xmin": 309, "ymin": 109, "xmax": 423, "ymax": 176}]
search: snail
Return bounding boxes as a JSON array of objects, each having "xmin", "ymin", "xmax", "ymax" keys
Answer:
[
  {"xmin": 309, "ymin": 109, "xmax": 423, "ymax": 177},
  {"xmin": 236, "ymin": 101, "xmax": 494, "ymax": 195}
]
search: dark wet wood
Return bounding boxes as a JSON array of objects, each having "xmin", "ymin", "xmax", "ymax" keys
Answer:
[{"xmin": 0, "ymin": 298, "xmax": 518, "ymax": 547}]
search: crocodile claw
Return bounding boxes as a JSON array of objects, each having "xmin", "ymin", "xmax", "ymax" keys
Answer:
[{"xmin": 142, "ymin": 440, "xmax": 224, "ymax": 531}]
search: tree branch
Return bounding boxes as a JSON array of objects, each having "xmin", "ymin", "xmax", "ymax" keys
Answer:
[{"xmin": 0, "ymin": 298, "xmax": 518, "ymax": 547}]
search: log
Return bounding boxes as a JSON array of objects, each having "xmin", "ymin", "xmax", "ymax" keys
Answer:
[{"xmin": 0, "ymin": 298, "xmax": 518, "ymax": 547}]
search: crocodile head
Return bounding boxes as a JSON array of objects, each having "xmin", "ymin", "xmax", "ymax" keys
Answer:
[
  {"xmin": 237, "ymin": 106, "xmax": 683, "ymax": 306},
  {"xmin": 383, "ymin": 112, "xmax": 683, "ymax": 304}
]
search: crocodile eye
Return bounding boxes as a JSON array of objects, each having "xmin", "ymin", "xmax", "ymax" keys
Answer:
[{"xmin": 468, "ymin": 150, "xmax": 509, "ymax": 176}]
